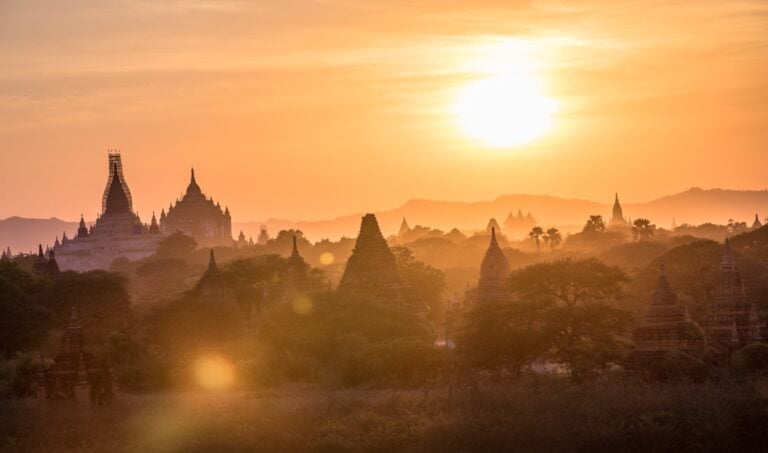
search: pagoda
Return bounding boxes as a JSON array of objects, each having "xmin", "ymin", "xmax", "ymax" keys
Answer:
[
  {"xmin": 471, "ymin": 228, "xmax": 511, "ymax": 304},
  {"xmin": 36, "ymin": 308, "xmax": 115, "ymax": 404},
  {"xmin": 338, "ymin": 213, "xmax": 424, "ymax": 312},
  {"xmin": 53, "ymin": 153, "xmax": 163, "ymax": 271},
  {"xmin": 257, "ymin": 226, "xmax": 270, "ymax": 245},
  {"xmin": 703, "ymin": 239, "xmax": 763, "ymax": 351},
  {"xmin": 752, "ymin": 214, "xmax": 763, "ymax": 230},
  {"xmin": 161, "ymin": 168, "xmax": 233, "ymax": 246},
  {"xmin": 609, "ymin": 193, "xmax": 629, "ymax": 228},
  {"xmin": 632, "ymin": 261, "xmax": 705, "ymax": 361},
  {"xmin": 485, "ymin": 218, "xmax": 502, "ymax": 235},
  {"xmin": 398, "ymin": 217, "xmax": 411, "ymax": 236},
  {"xmin": 284, "ymin": 234, "xmax": 309, "ymax": 294}
]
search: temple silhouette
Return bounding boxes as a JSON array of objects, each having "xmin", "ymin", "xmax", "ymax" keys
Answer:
[{"xmin": 50, "ymin": 152, "xmax": 234, "ymax": 271}]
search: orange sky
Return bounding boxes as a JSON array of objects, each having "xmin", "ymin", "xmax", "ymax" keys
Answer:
[{"xmin": 1, "ymin": 0, "xmax": 767, "ymax": 222}]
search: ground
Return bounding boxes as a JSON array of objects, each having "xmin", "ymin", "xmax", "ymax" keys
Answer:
[{"xmin": 2, "ymin": 376, "xmax": 768, "ymax": 452}]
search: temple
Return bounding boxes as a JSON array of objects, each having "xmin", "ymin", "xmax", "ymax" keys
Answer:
[
  {"xmin": 485, "ymin": 218, "xmax": 502, "ymax": 235},
  {"xmin": 752, "ymin": 214, "xmax": 763, "ymax": 230},
  {"xmin": 398, "ymin": 217, "xmax": 411, "ymax": 236},
  {"xmin": 36, "ymin": 308, "xmax": 115, "ymax": 404},
  {"xmin": 503, "ymin": 210, "xmax": 537, "ymax": 238},
  {"xmin": 337, "ymin": 213, "xmax": 424, "ymax": 312},
  {"xmin": 257, "ymin": 226, "xmax": 270, "ymax": 245},
  {"xmin": 284, "ymin": 235, "xmax": 309, "ymax": 294},
  {"xmin": 193, "ymin": 250, "xmax": 239, "ymax": 312},
  {"xmin": 609, "ymin": 193, "xmax": 629, "ymax": 228},
  {"xmin": 632, "ymin": 261, "xmax": 705, "ymax": 361},
  {"xmin": 32, "ymin": 244, "xmax": 60, "ymax": 279},
  {"xmin": 160, "ymin": 168, "xmax": 233, "ymax": 246},
  {"xmin": 53, "ymin": 153, "xmax": 163, "ymax": 271},
  {"xmin": 468, "ymin": 228, "xmax": 510, "ymax": 304},
  {"xmin": 703, "ymin": 239, "xmax": 763, "ymax": 351}
]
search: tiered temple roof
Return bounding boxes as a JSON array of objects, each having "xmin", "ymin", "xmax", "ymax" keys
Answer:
[
  {"xmin": 52, "ymin": 154, "xmax": 162, "ymax": 271},
  {"xmin": 398, "ymin": 217, "xmax": 411, "ymax": 236},
  {"xmin": 703, "ymin": 239, "xmax": 763, "ymax": 349},
  {"xmin": 161, "ymin": 169, "xmax": 233, "ymax": 246},
  {"xmin": 338, "ymin": 213, "xmax": 424, "ymax": 312},
  {"xmin": 632, "ymin": 261, "xmax": 705, "ymax": 360},
  {"xmin": 37, "ymin": 308, "xmax": 115, "ymax": 403},
  {"xmin": 609, "ymin": 193, "xmax": 629, "ymax": 227},
  {"xmin": 473, "ymin": 228, "xmax": 511, "ymax": 304}
]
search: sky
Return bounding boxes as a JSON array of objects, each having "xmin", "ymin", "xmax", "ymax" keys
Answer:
[{"xmin": 1, "ymin": 0, "xmax": 767, "ymax": 222}]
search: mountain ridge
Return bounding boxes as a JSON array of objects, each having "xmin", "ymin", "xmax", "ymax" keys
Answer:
[{"xmin": 3, "ymin": 187, "xmax": 767, "ymax": 253}]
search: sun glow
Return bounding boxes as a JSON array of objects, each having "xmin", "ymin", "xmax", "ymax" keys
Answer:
[
  {"xmin": 194, "ymin": 356, "xmax": 235, "ymax": 391},
  {"xmin": 454, "ymin": 40, "xmax": 558, "ymax": 148}
]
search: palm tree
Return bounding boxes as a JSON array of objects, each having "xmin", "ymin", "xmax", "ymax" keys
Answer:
[
  {"xmin": 529, "ymin": 226, "xmax": 545, "ymax": 253},
  {"xmin": 546, "ymin": 227, "xmax": 562, "ymax": 251},
  {"xmin": 632, "ymin": 218, "xmax": 656, "ymax": 241}
]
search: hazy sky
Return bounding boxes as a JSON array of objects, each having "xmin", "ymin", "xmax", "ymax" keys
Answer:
[{"xmin": 1, "ymin": 0, "xmax": 767, "ymax": 222}]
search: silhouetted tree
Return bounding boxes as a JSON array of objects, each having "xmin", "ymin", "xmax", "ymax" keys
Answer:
[
  {"xmin": 545, "ymin": 227, "xmax": 562, "ymax": 251},
  {"xmin": 155, "ymin": 232, "xmax": 197, "ymax": 258},
  {"xmin": 632, "ymin": 218, "xmax": 656, "ymax": 241},
  {"xmin": 457, "ymin": 299, "xmax": 549, "ymax": 376},
  {"xmin": 583, "ymin": 215, "xmax": 606, "ymax": 235},
  {"xmin": 391, "ymin": 247, "xmax": 445, "ymax": 322},
  {"xmin": 529, "ymin": 226, "xmax": 545, "ymax": 253},
  {"xmin": 507, "ymin": 258, "xmax": 632, "ymax": 380},
  {"xmin": 0, "ymin": 261, "xmax": 49, "ymax": 357},
  {"xmin": 727, "ymin": 219, "xmax": 748, "ymax": 234}
]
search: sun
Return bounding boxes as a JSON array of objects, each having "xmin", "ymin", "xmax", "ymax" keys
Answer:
[{"xmin": 454, "ymin": 41, "xmax": 558, "ymax": 148}]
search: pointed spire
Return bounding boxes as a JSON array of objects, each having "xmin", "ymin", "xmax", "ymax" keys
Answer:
[
  {"xmin": 490, "ymin": 227, "xmax": 499, "ymax": 248},
  {"xmin": 208, "ymin": 249, "xmax": 218, "ymax": 272},
  {"xmin": 104, "ymin": 162, "xmax": 131, "ymax": 215},
  {"xmin": 291, "ymin": 234, "xmax": 301, "ymax": 258},
  {"xmin": 37, "ymin": 244, "xmax": 44, "ymax": 258},
  {"xmin": 184, "ymin": 167, "xmax": 203, "ymax": 198}
]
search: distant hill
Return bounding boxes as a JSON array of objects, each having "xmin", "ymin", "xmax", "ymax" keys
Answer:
[
  {"xmin": 237, "ymin": 188, "xmax": 768, "ymax": 242},
  {"xmin": 0, "ymin": 217, "xmax": 80, "ymax": 255},
  {"xmin": 3, "ymin": 188, "xmax": 768, "ymax": 252}
]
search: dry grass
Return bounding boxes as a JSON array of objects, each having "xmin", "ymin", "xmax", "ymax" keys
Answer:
[{"xmin": 2, "ymin": 376, "xmax": 768, "ymax": 452}]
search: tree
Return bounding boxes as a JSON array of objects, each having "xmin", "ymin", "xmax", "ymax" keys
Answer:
[
  {"xmin": 0, "ymin": 261, "xmax": 49, "ymax": 357},
  {"xmin": 529, "ymin": 226, "xmax": 545, "ymax": 254},
  {"xmin": 155, "ymin": 232, "xmax": 197, "ymax": 258},
  {"xmin": 457, "ymin": 299, "xmax": 549, "ymax": 376},
  {"xmin": 632, "ymin": 218, "xmax": 656, "ymax": 241},
  {"xmin": 391, "ymin": 247, "xmax": 446, "ymax": 322},
  {"xmin": 545, "ymin": 228, "xmax": 562, "ymax": 251},
  {"xmin": 40, "ymin": 271, "xmax": 132, "ymax": 343},
  {"xmin": 507, "ymin": 258, "xmax": 632, "ymax": 380},
  {"xmin": 583, "ymin": 215, "xmax": 606, "ymax": 235},
  {"xmin": 727, "ymin": 219, "xmax": 748, "ymax": 234}
]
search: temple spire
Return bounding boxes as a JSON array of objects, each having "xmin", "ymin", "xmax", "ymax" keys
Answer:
[
  {"xmin": 290, "ymin": 234, "xmax": 301, "ymax": 258},
  {"xmin": 208, "ymin": 249, "xmax": 217, "ymax": 272}
]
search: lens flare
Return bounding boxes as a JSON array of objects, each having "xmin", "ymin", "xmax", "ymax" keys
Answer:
[
  {"xmin": 292, "ymin": 295, "xmax": 313, "ymax": 315},
  {"xmin": 319, "ymin": 252, "xmax": 335, "ymax": 265},
  {"xmin": 194, "ymin": 356, "xmax": 235, "ymax": 391}
]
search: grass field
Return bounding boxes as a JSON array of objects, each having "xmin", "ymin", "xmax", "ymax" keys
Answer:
[{"xmin": 2, "ymin": 375, "xmax": 768, "ymax": 452}]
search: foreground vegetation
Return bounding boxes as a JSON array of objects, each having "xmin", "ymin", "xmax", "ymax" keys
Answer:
[{"xmin": 2, "ymin": 375, "xmax": 768, "ymax": 452}]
